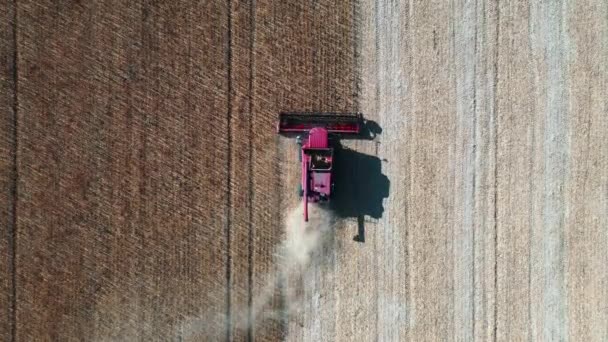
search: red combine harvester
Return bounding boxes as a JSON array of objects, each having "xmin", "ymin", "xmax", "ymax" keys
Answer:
[{"xmin": 277, "ymin": 112, "xmax": 364, "ymax": 221}]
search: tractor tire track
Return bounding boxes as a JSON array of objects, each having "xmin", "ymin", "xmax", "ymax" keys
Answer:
[{"xmin": 226, "ymin": 0, "xmax": 257, "ymax": 340}]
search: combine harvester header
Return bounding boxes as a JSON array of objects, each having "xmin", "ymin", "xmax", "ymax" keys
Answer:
[
  {"xmin": 277, "ymin": 112, "xmax": 363, "ymax": 134},
  {"xmin": 277, "ymin": 112, "xmax": 364, "ymax": 221}
]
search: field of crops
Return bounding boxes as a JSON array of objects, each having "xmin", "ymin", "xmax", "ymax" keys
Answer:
[{"xmin": 1, "ymin": 1, "xmax": 606, "ymax": 341}]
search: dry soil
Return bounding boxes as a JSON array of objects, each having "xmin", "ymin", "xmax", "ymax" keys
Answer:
[{"xmin": 1, "ymin": 1, "xmax": 607, "ymax": 341}]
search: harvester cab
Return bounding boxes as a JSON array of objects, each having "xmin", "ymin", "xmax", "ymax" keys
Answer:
[{"xmin": 277, "ymin": 112, "xmax": 364, "ymax": 221}]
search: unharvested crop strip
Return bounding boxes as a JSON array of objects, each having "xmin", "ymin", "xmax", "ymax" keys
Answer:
[
  {"xmin": 247, "ymin": 0, "xmax": 256, "ymax": 341},
  {"xmin": 9, "ymin": 1, "xmax": 19, "ymax": 340},
  {"xmin": 137, "ymin": 1, "xmax": 152, "ymax": 336},
  {"xmin": 225, "ymin": 0, "xmax": 234, "ymax": 339}
]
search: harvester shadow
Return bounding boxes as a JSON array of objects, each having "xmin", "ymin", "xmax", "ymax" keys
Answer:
[
  {"xmin": 360, "ymin": 119, "xmax": 382, "ymax": 140},
  {"xmin": 330, "ymin": 140, "xmax": 389, "ymax": 243}
]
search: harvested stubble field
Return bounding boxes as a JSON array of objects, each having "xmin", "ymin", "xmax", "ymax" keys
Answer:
[{"xmin": 1, "ymin": 0, "xmax": 607, "ymax": 341}]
